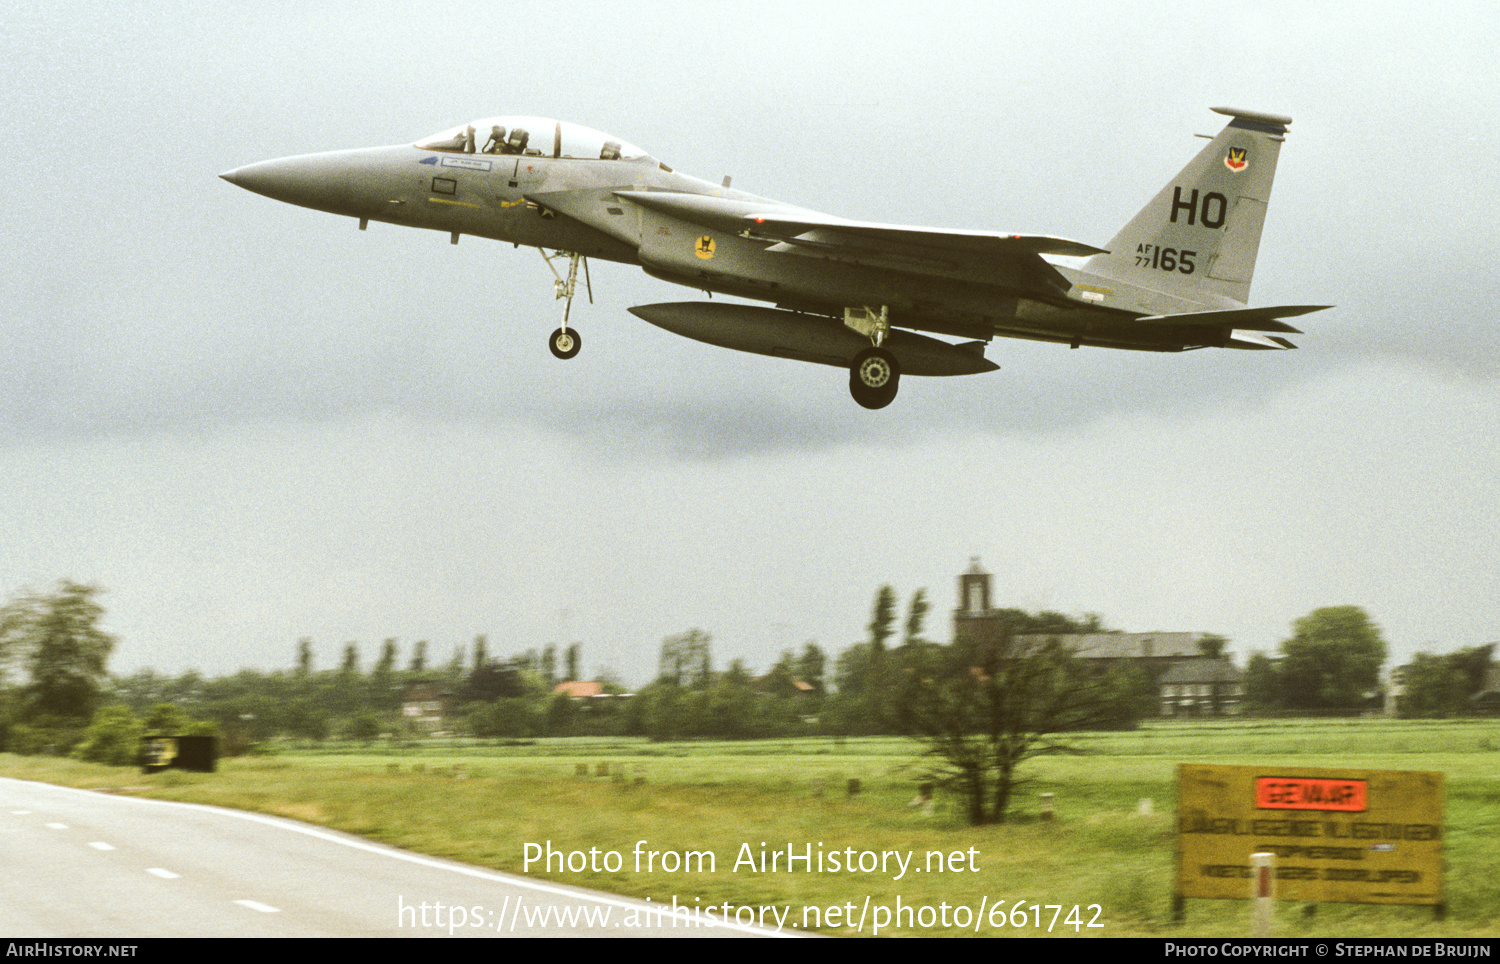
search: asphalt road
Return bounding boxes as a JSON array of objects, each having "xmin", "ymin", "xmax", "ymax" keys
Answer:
[{"xmin": 0, "ymin": 776, "xmax": 784, "ymax": 938}]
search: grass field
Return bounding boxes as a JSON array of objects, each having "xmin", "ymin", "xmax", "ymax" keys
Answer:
[{"xmin": 4, "ymin": 718, "xmax": 1497, "ymax": 937}]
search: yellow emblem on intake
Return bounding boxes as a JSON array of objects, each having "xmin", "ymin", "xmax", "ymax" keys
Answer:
[{"xmin": 694, "ymin": 235, "xmax": 715, "ymax": 259}]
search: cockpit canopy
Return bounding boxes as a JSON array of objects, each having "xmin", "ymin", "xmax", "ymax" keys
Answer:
[{"xmin": 416, "ymin": 116, "xmax": 651, "ymax": 162}]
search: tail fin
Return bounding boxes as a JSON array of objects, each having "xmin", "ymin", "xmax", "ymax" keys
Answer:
[{"xmin": 1084, "ymin": 107, "xmax": 1292, "ymax": 306}]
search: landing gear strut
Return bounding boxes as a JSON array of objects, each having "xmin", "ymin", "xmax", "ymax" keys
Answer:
[
  {"xmin": 844, "ymin": 306, "xmax": 900, "ymax": 409},
  {"xmin": 541, "ymin": 249, "xmax": 591, "ymax": 359}
]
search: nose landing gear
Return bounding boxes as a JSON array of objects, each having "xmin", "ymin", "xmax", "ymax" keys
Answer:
[{"xmin": 541, "ymin": 249, "xmax": 591, "ymax": 359}]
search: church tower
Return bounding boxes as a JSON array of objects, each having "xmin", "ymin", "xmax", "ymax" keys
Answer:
[
  {"xmin": 953, "ymin": 556, "xmax": 1001, "ymax": 651},
  {"xmin": 957, "ymin": 556, "xmax": 990, "ymax": 616}
]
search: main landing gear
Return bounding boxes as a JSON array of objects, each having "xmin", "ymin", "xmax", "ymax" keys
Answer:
[
  {"xmin": 844, "ymin": 306, "xmax": 900, "ymax": 409},
  {"xmin": 541, "ymin": 249, "xmax": 590, "ymax": 359}
]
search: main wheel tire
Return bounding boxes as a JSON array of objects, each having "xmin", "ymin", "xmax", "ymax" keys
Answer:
[
  {"xmin": 549, "ymin": 327, "xmax": 581, "ymax": 359},
  {"xmin": 849, "ymin": 347, "xmax": 900, "ymax": 409}
]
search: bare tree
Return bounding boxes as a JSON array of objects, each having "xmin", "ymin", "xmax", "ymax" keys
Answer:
[{"xmin": 892, "ymin": 628, "xmax": 1139, "ymax": 824}]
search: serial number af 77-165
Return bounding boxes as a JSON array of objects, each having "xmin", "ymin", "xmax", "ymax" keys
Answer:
[{"xmin": 221, "ymin": 108, "xmax": 1330, "ymax": 409}]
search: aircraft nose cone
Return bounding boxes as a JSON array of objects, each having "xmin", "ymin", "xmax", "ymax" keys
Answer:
[
  {"xmin": 218, "ymin": 152, "xmax": 358, "ymax": 213},
  {"xmin": 220, "ymin": 145, "xmax": 419, "ymax": 219}
]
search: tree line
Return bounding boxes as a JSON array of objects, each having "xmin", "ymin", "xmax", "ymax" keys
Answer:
[
  {"xmin": 2, "ymin": 580, "xmax": 1492, "ymax": 819},
  {"xmin": 0, "ymin": 582, "xmax": 1126, "ymax": 747},
  {"xmin": 1240, "ymin": 605, "xmax": 1496, "ymax": 716}
]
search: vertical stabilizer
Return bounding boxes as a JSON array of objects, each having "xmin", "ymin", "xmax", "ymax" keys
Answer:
[{"xmin": 1084, "ymin": 107, "xmax": 1292, "ymax": 306}]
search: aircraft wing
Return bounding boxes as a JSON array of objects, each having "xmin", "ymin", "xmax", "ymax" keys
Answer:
[
  {"xmin": 612, "ymin": 190, "xmax": 1105, "ymax": 294},
  {"xmin": 611, "ymin": 190, "xmax": 776, "ymax": 234},
  {"xmin": 744, "ymin": 214, "xmax": 1106, "ymax": 258},
  {"xmin": 745, "ymin": 213, "xmax": 1105, "ymax": 294},
  {"xmin": 1133, "ymin": 304, "xmax": 1333, "ymax": 334}
]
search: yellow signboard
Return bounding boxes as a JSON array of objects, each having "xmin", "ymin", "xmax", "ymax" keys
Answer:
[{"xmin": 1177, "ymin": 764, "xmax": 1443, "ymax": 906}]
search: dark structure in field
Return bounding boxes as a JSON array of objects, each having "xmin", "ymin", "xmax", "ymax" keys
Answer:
[{"xmin": 952, "ymin": 559, "xmax": 1244, "ymax": 716}]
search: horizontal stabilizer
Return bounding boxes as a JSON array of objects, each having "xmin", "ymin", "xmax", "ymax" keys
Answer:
[
  {"xmin": 1136, "ymin": 304, "xmax": 1332, "ymax": 333},
  {"xmin": 1227, "ymin": 330, "xmax": 1298, "ymax": 350}
]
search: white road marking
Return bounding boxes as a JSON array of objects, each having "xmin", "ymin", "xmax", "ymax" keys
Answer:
[
  {"xmin": 147, "ymin": 868, "xmax": 180, "ymax": 879},
  {"xmin": 45, "ymin": 822, "xmax": 68, "ymax": 829},
  {"xmin": 89, "ymin": 841, "xmax": 115, "ymax": 851},
  {"xmin": 11, "ymin": 780, "xmax": 793, "ymax": 937},
  {"xmin": 11, "ymin": 810, "xmax": 32, "ymax": 815},
  {"xmin": 234, "ymin": 900, "xmax": 281, "ymax": 914}
]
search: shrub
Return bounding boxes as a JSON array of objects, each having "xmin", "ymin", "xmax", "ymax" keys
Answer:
[{"xmin": 72, "ymin": 705, "xmax": 143, "ymax": 766}]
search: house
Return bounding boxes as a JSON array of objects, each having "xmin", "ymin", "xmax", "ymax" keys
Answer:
[
  {"xmin": 1157, "ymin": 659, "xmax": 1244, "ymax": 716},
  {"xmin": 552, "ymin": 680, "xmax": 633, "ymax": 706},
  {"xmin": 751, "ymin": 672, "xmax": 819, "ymax": 700},
  {"xmin": 553, "ymin": 680, "xmax": 604, "ymax": 700},
  {"xmin": 952, "ymin": 558, "xmax": 1240, "ymax": 716},
  {"xmin": 1014, "ymin": 631, "xmax": 1210, "ymax": 675},
  {"xmin": 400, "ymin": 682, "xmax": 449, "ymax": 733},
  {"xmin": 1469, "ymin": 664, "xmax": 1500, "ymax": 715}
]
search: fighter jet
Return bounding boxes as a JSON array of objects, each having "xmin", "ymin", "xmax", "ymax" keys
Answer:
[{"xmin": 221, "ymin": 108, "xmax": 1329, "ymax": 409}]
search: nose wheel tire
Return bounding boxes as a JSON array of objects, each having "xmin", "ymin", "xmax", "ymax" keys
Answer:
[
  {"xmin": 849, "ymin": 347, "xmax": 900, "ymax": 409},
  {"xmin": 549, "ymin": 328, "xmax": 581, "ymax": 359}
]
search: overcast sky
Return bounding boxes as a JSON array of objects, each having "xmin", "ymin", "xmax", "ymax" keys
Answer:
[{"xmin": 2, "ymin": 1, "xmax": 1497, "ymax": 686}]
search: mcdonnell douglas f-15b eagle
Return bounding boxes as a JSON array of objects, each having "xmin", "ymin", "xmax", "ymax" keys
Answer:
[{"xmin": 221, "ymin": 107, "xmax": 1329, "ymax": 409}]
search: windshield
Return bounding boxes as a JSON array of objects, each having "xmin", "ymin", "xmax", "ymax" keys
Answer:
[{"xmin": 415, "ymin": 116, "xmax": 650, "ymax": 161}]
